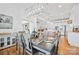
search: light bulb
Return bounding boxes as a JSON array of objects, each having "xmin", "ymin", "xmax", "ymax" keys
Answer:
[{"xmin": 58, "ymin": 5, "xmax": 62, "ymax": 8}]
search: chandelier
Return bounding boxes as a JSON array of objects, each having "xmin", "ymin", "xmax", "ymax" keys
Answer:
[{"xmin": 25, "ymin": 4, "xmax": 48, "ymax": 18}]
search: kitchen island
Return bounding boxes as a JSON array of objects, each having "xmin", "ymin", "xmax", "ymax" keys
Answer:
[
  {"xmin": 32, "ymin": 37, "xmax": 59, "ymax": 55},
  {"xmin": 68, "ymin": 32, "xmax": 79, "ymax": 47}
]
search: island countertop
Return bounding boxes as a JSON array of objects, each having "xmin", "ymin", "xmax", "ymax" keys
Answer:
[{"xmin": 32, "ymin": 37, "xmax": 59, "ymax": 55}]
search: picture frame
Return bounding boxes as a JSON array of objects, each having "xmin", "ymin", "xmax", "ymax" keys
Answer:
[{"xmin": 0, "ymin": 14, "xmax": 13, "ymax": 29}]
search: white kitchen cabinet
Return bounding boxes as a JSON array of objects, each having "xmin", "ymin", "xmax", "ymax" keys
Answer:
[
  {"xmin": 0, "ymin": 33, "xmax": 16, "ymax": 50},
  {"xmin": 68, "ymin": 32, "xmax": 79, "ymax": 47}
]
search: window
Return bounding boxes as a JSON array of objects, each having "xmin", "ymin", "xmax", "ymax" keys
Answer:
[
  {"xmin": 0, "ymin": 38, "xmax": 4, "ymax": 47},
  {"xmin": 7, "ymin": 37, "xmax": 10, "ymax": 45}
]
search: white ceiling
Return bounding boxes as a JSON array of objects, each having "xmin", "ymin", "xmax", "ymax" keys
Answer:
[
  {"xmin": 25, "ymin": 3, "xmax": 79, "ymax": 21},
  {"xmin": 43, "ymin": 3, "xmax": 74, "ymax": 19},
  {"xmin": 44, "ymin": 3, "xmax": 74, "ymax": 15},
  {"xmin": 0, "ymin": 3, "xmax": 79, "ymax": 21}
]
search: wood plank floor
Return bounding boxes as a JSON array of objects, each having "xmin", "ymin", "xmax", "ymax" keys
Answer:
[
  {"xmin": 0, "ymin": 46, "xmax": 29, "ymax": 55},
  {"xmin": 58, "ymin": 35, "xmax": 79, "ymax": 55}
]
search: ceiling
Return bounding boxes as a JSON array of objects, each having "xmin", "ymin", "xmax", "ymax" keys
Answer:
[
  {"xmin": 43, "ymin": 3, "xmax": 74, "ymax": 19},
  {"xmin": 0, "ymin": 3, "xmax": 79, "ymax": 22},
  {"xmin": 25, "ymin": 3, "xmax": 79, "ymax": 21}
]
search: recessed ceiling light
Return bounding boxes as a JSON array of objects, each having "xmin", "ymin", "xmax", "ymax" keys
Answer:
[
  {"xmin": 58, "ymin": 5, "xmax": 62, "ymax": 8},
  {"xmin": 22, "ymin": 20, "xmax": 28, "ymax": 24}
]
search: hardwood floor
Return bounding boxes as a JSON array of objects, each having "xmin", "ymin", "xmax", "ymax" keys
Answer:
[
  {"xmin": 0, "ymin": 46, "xmax": 29, "ymax": 55},
  {"xmin": 58, "ymin": 35, "xmax": 79, "ymax": 55}
]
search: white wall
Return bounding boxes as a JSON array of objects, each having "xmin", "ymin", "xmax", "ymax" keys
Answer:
[
  {"xmin": 0, "ymin": 3, "xmax": 34, "ymax": 33},
  {"xmin": 70, "ymin": 5, "xmax": 79, "ymax": 26}
]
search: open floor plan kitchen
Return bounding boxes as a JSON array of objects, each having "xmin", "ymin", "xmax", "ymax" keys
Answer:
[{"xmin": 0, "ymin": 3, "xmax": 79, "ymax": 55}]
